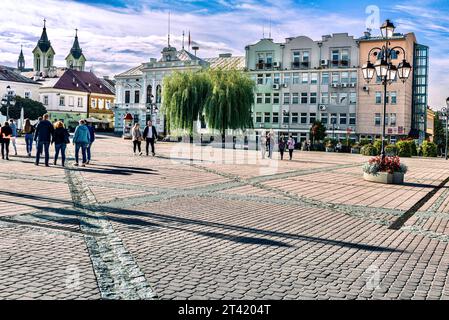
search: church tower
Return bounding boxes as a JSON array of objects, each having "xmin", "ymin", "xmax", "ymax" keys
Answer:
[
  {"xmin": 17, "ymin": 45, "xmax": 25, "ymax": 72},
  {"xmin": 66, "ymin": 29, "xmax": 86, "ymax": 71},
  {"xmin": 32, "ymin": 19, "xmax": 56, "ymax": 74}
]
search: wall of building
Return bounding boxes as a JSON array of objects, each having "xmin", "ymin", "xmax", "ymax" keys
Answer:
[{"xmin": 0, "ymin": 80, "xmax": 41, "ymax": 101}]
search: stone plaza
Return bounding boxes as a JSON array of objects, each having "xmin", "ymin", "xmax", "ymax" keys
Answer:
[{"xmin": 0, "ymin": 134, "xmax": 449, "ymax": 300}]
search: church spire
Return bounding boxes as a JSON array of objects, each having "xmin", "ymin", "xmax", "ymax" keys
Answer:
[
  {"xmin": 66, "ymin": 28, "xmax": 86, "ymax": 71},
  {"xmin": 18, "ymin": 45, "xmax": 25, "ymax": 71},
  {"xmin": 38, "ymin": 18, "xmax": 51, "ymax": 53},
  {"xmin": 70, "ymin": 28, "xmax": 83, "ymax": 59}
]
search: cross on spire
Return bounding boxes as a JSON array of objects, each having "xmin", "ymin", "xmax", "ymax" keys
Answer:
[
  {"xmin": 75, "ymin": 28, "xmax": 78, "ymax": 37},
  {"xmin": 44, "ymin": 18, "xmax": 46, "ymax": 28}
]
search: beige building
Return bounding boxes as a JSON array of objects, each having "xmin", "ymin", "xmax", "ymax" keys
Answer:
[{"xmin": 357, "ymin": 31, "xmax": 428, "ymax": 143}]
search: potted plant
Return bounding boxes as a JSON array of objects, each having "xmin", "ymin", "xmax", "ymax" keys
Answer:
[
  {"xmin": 351, "ymin": 142, "xmax": 361, "ymax": 154},
  {"xmin": 325, "ymin": 139, "xmax": 335, "ymax": 152},
  {"xmin": 362, "ymin": 156, "xmax": 408, "ymax": 185}
]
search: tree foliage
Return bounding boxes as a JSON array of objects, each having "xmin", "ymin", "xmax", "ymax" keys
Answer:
[
  {"xmin": 434, "ymin": 113, "xmax": 446, "ymax": 153},
  {"xmin": 0, "ymin": 96, "xmax": 47, "ymax": 120},
  {"xmin": 309, "ymin": 121, "xmax": 327, "ymax": 144},
  {"xmin": 162, "ymin": 69, "xmax": 255, "ymax": 134}
]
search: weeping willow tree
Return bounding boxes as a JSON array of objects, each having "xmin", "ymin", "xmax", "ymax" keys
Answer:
[
  {"xmin": 162, "ymin": 71, "xmax": 211, "ymax": 134},
  {"xmin": 162, "ymin": 69, "xmax": 255, "ymax": 140}
]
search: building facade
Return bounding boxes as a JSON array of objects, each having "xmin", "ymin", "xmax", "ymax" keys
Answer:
[
  {"xmin": 246, "ymin": 33, "xmax": 359, "ymax": 144},
  {"xmin": 357, "ymin": 32, "xmax": 428, "ymax": 143},
  {"xmin": 114, "ymin": 45, "xmax": 209, "ymax": 135},
  {"xmin": 0, "ymin": 66, "xmax": 41, "ymax": 101}
]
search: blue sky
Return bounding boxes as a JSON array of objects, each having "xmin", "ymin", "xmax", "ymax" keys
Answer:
[{"xmin": 0, "ymin": 0, "xmax": 448, "ymax": 106}]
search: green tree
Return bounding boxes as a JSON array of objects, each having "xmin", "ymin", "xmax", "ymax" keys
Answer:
[
  {"xmin": 434, "ymin": 113, "xmax": 446, "ymax": 154},
  {"xmin": 162, "ymin": 69, "xmax": 255, "ymax": 145},
  {"xmin": 309, "ymin": 121, "xmax": 327, "ymax": 144},
  {"xmin": 0, "ymin": 96, "xmax": 47, "ymax": 120}
]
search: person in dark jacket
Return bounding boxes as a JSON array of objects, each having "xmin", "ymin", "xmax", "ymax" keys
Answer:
[
  {"xmin": 143, "ymin": 120, "xmax": 157, "ymax": 156},
  {"xmin": 86, "ymin": 123, "xmax": 95, "ymax": 164},
  {"xmin": 52, "ymin": 121, "xmax": 70, "ymax": 166},
  {"xmin": 34, "ymin": 114, "xmax": 54, "ymax": 166},
  {"xmin": 278, "ymin": 135, "xmax": 286, "ymax": 160},
  {"xmin": 23, "ymin": 119, "xmax": 35, "ymax": 157},
  {"xmin": 1, "ymin": 122, "xmax": 13, "ymax": 161}
]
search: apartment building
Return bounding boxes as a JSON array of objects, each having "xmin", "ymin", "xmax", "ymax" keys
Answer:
[
  {"xmin": 245, "ymin": 33, "xmax": 359, "ymax": 144},
  {"xmin": 357, "ymin": 32, "xmax": 429, "ymax": 143}
]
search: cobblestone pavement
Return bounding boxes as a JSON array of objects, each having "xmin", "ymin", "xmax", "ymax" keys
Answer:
[{"xmin": 1, "ymin": 134, "xmax": 449, "ymax": 300}]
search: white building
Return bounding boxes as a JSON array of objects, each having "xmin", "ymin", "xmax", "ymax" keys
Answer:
[{"xmin": 0, "ymin": 66, "xmax": 41, "ymax": 101}]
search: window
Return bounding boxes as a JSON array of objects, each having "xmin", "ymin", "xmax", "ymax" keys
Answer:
[
  {"xmin": 272, "ymin": 112, "xmax": 279, "ymax": 124},
  {"xmin": 350, "ymin": 92, "xmax": 357, "ymax": 104},
  {"xmin": 321, "ymin": 92, "xmax": 329, "ymax": 104},
  {"xmin": 349, "ymin": 113, "xmax": 356, "ymax": 125},
  {"xmin": 330, "ymin": 93, "xmax": 338, "ymax": 105},
  {"xmin": 310, "ymin": 92, "xmax": 317, "ymax": 104},
  {"xmin": 309, "ymin": 113, "xmax": 316, "ymax": 124},
  {"xmin": 292, "ymin": 93, "xmax": 299, "ymax": 104},
  {"xmin": 43, "ymin": 96, "xmax": 49, "ymax": 106},
  {"xmin": 256, "ymin": 112, "xmax": 262, "ymax": 123},
  {"xmin": 391, "ymin": 91, "xmax": 397, "ymax": 104},
  {"xmin": 375, "ymin": 113, "xmax": 381, "ymax": 126},
  {"xmin": 91, "ymin": 99, "xmax": 96, "ymax": 109},
  {"xmin": 375, "ymin": 91, "xmax": 382, "ymax": 104},
  {"xmin": 341, "ymin": 49, "xmax": 349, "ymax": 65},
  {"xmin": 322, "ymin": 73, "xmax": 329, "ymax": 85},
  {"xmin": 264, "ymin": 93, "xmax": 271, "ymax": 104},
  {"xmin": 283, "ymin": 112, "xmax": 290, "ymax": 124},
  {"xmin": 146, "ymin": 85, "xmax": 153, "ymax": 103},
  {"xmin": 301, "ymin": 73, "xmax": 308, "ymax": 84},
  {"xmin": 264, "ymin": 112, "xmax": 271, "ymax": 123},
  {"xmin": 77, "ymin": 97, "xmax": 83, "ymax": 107},
  {"xmin": 331, "ymin": 113, "xmax": 337, "ymax": 125},
  {"xmin": 257, "ymin": 74, "xmax": 264, "ymax": 85},
  {"xmin": 339, "ymin": 113, "xmax": 347, "ymax": 125},
  {"xmin": 332, "ymin": 50, "xmax": 339, "ymax": 66},
  {"xmin": 283, "ymin": 93, "xmax": 290, "ymax": 104},
  {"xmin": 341, "ymin": 72, "xmax": 349, "ymax": 84},
  {"xmin": 302, "ymin": 51, "xmax": 310, "ymax": 63},
  {"xmin": 301, "ymin": 92, "xmax": 308, "ymax": 104},
  {"xmin": 265, "ymin": 74, "xmax": 272, "ymax": 85},
  {"xmin": 25, "ymin": 91, "xmax": 31, "ymax": 99},
  {"xmin": 125, "ymin": 90, "xmax": 130, "ymax": 104},
  {"xmin": 134, "ymin": 90, "xmax": 140, "ymax": 104},
  {"xmin": 156, "ymin": 85, "xmax": 162, "ymax": 104},
  {"xmin": 266, "ymin": 53, "xmax": 273, "ymax": 66},
  {"xmin": 321, "ymin": 113, "xmax": 328, "ymax": 124},
  {"xmin": 256, "ymin": 93, "xmax": 263, "ymax": 104},
  {"xmin": 69, "ymin": 97, "xmax": 74, "ymax": 107},
  {"xmin": 332, "ymin": 72, "xmax": 340, "ymax": 84},
  {"xmin": 284, "ymin": 73, "xmax": 291, "ymax": 85},
  {"xmin": 273, "ymin": 93, "xmax": 280, "ymax": 104},
  {"xmin": 257, "ymin": 53, "xmax": 265, "ymax": 64},
  {"xmin": 274, "ymin": 73, "xmax": 280, "ymax": 84},
  {"xmin": 59, "ymin": 96, "xmax": 65, "ymax": 106},
  {"xmin": 300, "ymin": 113, "xmax": 308, "ymax": 124},
  {"xmin": 350, "ymin": 71, "xmax": 357, "ymax": 83},
  {"xmin": 292, "ymin": 73, "xmax": 300, "ymax": 84},
  {"xmin": 291, "ymin": 112, "xmax": 299, "ymax": 124},
  {"xmin": 339, "ymin": 93, "xmax": 348, "ymax": 105},
  {"xmin": 310, "ymin": 73, "xmax": 318, "ymax": 84},
  {"xmin": 293, "ymin": 51, "xmax": 300, "ymax": 63},
  {"xmin": 106, "ymin": 101, "xmax": 111, "ymax": 109},
  {"xmin": 390, "ymin": 113, "xmax": 397, "ymax": 126}
]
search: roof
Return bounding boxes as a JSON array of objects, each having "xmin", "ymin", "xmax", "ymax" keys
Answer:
[
  {"xmin": 204, "ymin": 56, "xmax": 245, "ymax": 70},
  {"xmin": 100, "ymin": 77, "xmax": 116, "ymax": 94},
  {"xmin": 37, "ymin": 26, "xmax": 52, "ymax": 53},
  {"xmin": 176, "ymin": 49, "xmax": 208, "ymax": 64},
  {"xmin": 0, "ymin": 66, "xmax": 40, "ymax": 85},
  {"xmin": 21, "ymin": 67, "xmax": 67, "ymax": 80},
  {"xmin": 68, "ymin": 31, "xmax": 84, "ymax": 60},
  {"xmin": 115, "ymin": 64, "xmax": 144, "ymax": 78},
  {"xmin": 53, "ymin": 69, "xmax": 114, "ymax": 95}
]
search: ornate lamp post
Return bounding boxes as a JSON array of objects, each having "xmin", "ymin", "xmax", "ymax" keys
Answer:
[
  {"xmin": 1, "ymin": 85, "xmax": 16, "ymax": 120},
  {"xmin": 362, "ymin": 20, "xmax": 412, "ymax": 160}
]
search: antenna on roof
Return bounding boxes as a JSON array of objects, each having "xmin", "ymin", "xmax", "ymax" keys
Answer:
[
  {"xmin": 262, "ymin": 24, "xmax": 265, "ymax": 39},
  {"xmin": 269, "ymin": 17, "xmax": 272, "ymax": 39},
  {"xmin": 43, "ymin": 18, "xmax": 46, "ymax": 28},
  {"xmin": 182, "ymin": 30, "xmax": 185, "ymax": 50},
  {"xmin": 168, "ymin": 11, "xmax": 171, "ymax": 47}
]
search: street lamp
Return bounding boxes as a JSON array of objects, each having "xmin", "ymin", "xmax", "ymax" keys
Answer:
[
  {"xmin": 361, "ymin": 19, "xmax": 413, "ymax": 160},
  {"xmin": 1, "ymin": 85, "xmax": 16, "ymax": 121}
]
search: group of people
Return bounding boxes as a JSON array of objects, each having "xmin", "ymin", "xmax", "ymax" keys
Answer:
[
  {"xmin": 260, "ymin": 131, "xmax": 296, "ymax": 161},
  {"xmin": 0, "ymin": 114, "xmax": 95, "ymax": 167},
  {"xmin": 131, "ymin": 120, "xmax": 158, "ymax": 157}
]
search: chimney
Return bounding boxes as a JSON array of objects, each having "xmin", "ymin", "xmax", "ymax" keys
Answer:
[{"xmin": 219, "ymin": 53, "xmax": 232, "ymax": 58}]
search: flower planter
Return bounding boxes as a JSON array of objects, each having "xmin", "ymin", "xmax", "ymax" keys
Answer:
[
  {"xmin": 325, "ymin": 147, "xmax": 335, "ymax": 152},
  {"xmin": 351, "ymin": 147, "xmax": 360, "ymax": 154},
  {"xmin": 363, "ymin": 172, "xmax": 404, "ymax": 185}
]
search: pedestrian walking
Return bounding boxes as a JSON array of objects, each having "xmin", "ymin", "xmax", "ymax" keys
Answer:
[
  {"xmin": 259, "ymin": 132, "xmax": 266, "ymax": 159},
  {"xmin": 34, "ymin": 114, "xmax": 54, "ymax": 167},
  {"xmin": 72, "ymin": 120, "xmax": 91, "ymax": 167},
  {"xmin": 143, "ymin": 120, "xmax": 157, "ymax": 157},
  {"xmin": 132, "ymin": 123, "xmax": 143, "ymax": 155},
  {"xmin": 35, "ymin": 116, "xmax": 43, "ymax": 156},
  {"xmin": 52, "ymin": 121, "xmax": 70, "ymax": 166},
  {"xmin": 9, "ymin": 119, "xmax": 18, "ymax": 156},
  {"xmin": 23, "ymin": 119, "xmax": 35, "ymax": 157},
  {"xmin": 268, "ymin": 130, "xmax": 275, "ymax": 159},
  {"xmin": 279, "ymin": 135, "xmax": 286, "ymax": 160},
  {"xmin": 86, "ymin": 123, "xmax": 95, "ymax": 164},
  {"xmin": 287, "ymin": 135, "xmax": 295, "ymax": 160},
  {"xmin": 1, "ymin": 122, "xmax": 13, "ymax": 161}
]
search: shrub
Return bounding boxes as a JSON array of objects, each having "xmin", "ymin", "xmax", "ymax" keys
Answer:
[
  {"xmin": 397, "ymin": 140, "xmax": 412, "ymax": 157},
  {"xmin": 311, "ymin": 143, "xmax": 325, "ymax": 152},
  {"xmin": 359, "ymin": 139, "xmax": 371, "ymax": 147},
  {"xmin": 361, "ymin": 144, "xmax": 378, "ymax": 156},
  {"xmin": 373, "ymin": 139, "xmax": 385, "ymax": 155},
  {"xmin": 385, "ymin": 144, "xmax": 399, "ymax": 156},
  {"xmin": 323, "ymin": 138, "xmax": 337, "ymax": 148},
  {"xmin": 422, "ymin": 141, "xmax": 438, "ymax": 157}
]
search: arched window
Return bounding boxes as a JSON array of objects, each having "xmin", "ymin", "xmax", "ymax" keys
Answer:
[
  {"xmin": 146, "ymin": 85, "xmax": 153, "ymax": 103},
  {"xmin": 156, "ymin": 85, "xmax": 162, "ymax": 104},
  {"xmin": 36, "ymin": 55, "xmax": 41, "ymax": 71}
]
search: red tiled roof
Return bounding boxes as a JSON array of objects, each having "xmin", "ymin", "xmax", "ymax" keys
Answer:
[{"xmin": 53, "ymin": 69, "xmax": 114, "ymax": 96}]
